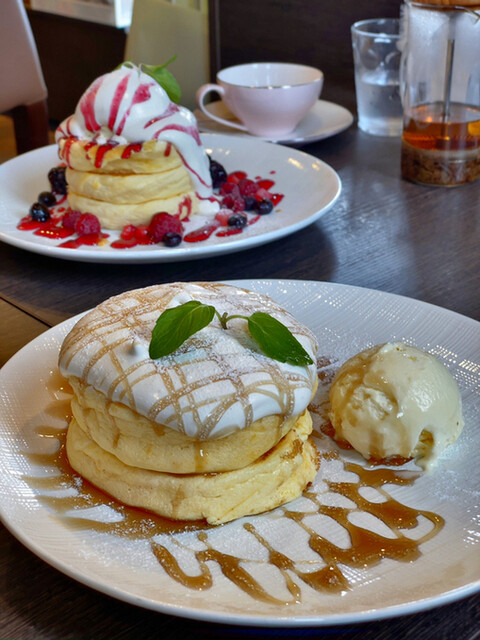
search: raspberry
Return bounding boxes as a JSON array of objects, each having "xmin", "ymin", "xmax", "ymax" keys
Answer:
[
  {"xmin": 149, "ymin": 212, "xmax": 184, "ymax": 243},
  {"xmin": 219, "ymin": 182, "xmax": 240, "ymax": 197},
  {"xmin": 238, "ymin": 178, "xmax": 258, "ymax": 196},
  {"xmin": 74, "ymin": 213, "xmax": 101, "ymax": 236},
  {"xmin": 214, "ymin": 209, "xmax": 233, "ymax": 226},
  {"xmin": 62, "ymin": 209, "xmax": 82, "ymax": 229},
  {"xmin": 255, "ymin": 187, "xmax": 273, "ymax": 201},
  {"xmin": 221, "ymin": 194, "xmax": 245, "ymax": 212},
  {"xmin": 121, "ymin": 224, "xmax": 137, "ymax": 240}
]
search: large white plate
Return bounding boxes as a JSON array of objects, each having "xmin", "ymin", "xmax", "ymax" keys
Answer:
[
  {"xmin": 0, "ymin": 135, "xmax": 341, "ymax": 264},
  {"xmin": 194, "ymin": 100, "xmax": 354, "ymax": 145},
  {"xmin": 1, "ymin": 280, "xmax": 479, "ymax": 627}
]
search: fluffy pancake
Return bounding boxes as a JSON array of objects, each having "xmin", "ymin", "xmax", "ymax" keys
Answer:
[
  {"xmin": 69, "ymin": 377, "xmax": 317, "ymax": 473},
  {"xmin": 66, "ymin": 409, "xmax": 319, "ymax": 525},
  {"xmin": 65, "ymin": 189, "xmax": 196, "ymax": 228},
  {"xmin": 59, "ymin": 282, "xmax": 320, "ymax": 524},
  {"xmin": 65, "ymin": 164, "xmax": 193, "ymax": 203}
]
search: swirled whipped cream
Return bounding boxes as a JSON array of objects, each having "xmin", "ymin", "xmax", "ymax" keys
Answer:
[
  {"xmin": 55, "ymin": 64, "xmax": 212, "ymax": 201},
  {"xmin": 59, "ymin": 283, "xmax": 318, "ymax": 440}
]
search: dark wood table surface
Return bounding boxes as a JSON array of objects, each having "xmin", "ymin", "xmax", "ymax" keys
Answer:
[{"xmin": 1, "ymin": 95, "xmax": 480, "ymax": 639}]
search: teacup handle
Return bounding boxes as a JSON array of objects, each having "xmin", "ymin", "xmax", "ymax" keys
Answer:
[{"xmin": 196, "ymin": 83, "xmax": 248, "ymax": 132}]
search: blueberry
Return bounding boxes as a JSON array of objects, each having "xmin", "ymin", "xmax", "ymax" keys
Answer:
[
  {"xmin": 254, "ymin": 198, "xmax": 274, "ymax": 215},
  {"xmin": 209, "ymin": 156, "xmax": 227, "ymax": 189},
  {"xmin": 228, "ymin": 213, "xmax": 247, "ymax": 228},
  {"xmin": 243, "ymin": 195, "xmax": 256, "ymax": 211},
  {"xmin": 48, "ymin": 166, "xmax": 67, "ymax": 195},
  {"xmin": 30, "ymin": 202, "xmax": 50, "ymax": 222},
  {"xmin": 163, "ymin": 232, "xmax": 182, "ymax": 247},
  {"xmin": 38, "ymin": 191, "xmax": 56, "ymax": 207}
]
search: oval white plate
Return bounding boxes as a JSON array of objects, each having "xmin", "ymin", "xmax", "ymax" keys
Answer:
[
  {"xmin": 0, "ymin": 280, "xmax": 479, "ymax": 627},
  {"xmin": 194, "ymin": 100, "xmax": 354, "ymax": 145},
  {"xmin": 0, "ymin": 135, "xmax": 341, "ymax": 264}
]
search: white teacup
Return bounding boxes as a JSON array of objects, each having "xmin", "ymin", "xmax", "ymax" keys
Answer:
[{"xmin": 196, "ymin": 62, "xmax": 323, "ymax": 138}]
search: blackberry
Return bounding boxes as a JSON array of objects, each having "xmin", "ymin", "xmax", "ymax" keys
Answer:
[
  {"xmin": 209, "ymin": 156, "xmax": 227, "ymax": 189},
  {"xmin": 38, "ymin": 191, "xmax": 56, "ymax": 207},
  {"xmin": 163, "ymin": 232, "xmax": 182, "ymax": 247},
  {"xmin": 48, "ymin": 166, "xmax": 67, "ymax": 195},
  {"xmin": 30, "ymin": 202, "xmax": 50, "ymax": 222},
  {"xmin": 228, "ymin": 213, "xmax": 247, "ymax": 228},
  {"xmin": 254, "ymin": 198, "xmax": 274, "ymax": 215},
  {"xmin": 243, "ymin": 195, "xmax": 257, "ymax": 211}
]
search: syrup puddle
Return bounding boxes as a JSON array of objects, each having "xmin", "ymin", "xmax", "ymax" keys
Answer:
[{"xmin": 21, "ymin": 369, "xmax": 445, "ymax": 606}]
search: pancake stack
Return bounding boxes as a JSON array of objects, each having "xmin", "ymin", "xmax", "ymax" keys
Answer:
[
  {"xmin": 58, "ymin": 282, "xmax": 319, "ymax": 525},
  {"xmin": 55, "ymin": 64, "xmax": 216, "ymax": 230}
]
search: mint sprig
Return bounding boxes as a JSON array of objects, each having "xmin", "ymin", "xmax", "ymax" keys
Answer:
[
  {"xmin": 149, "ymin": 301, "xmax": 313, "ymax": 366},
  {"xmin": 121, "ymin": 58, "xmax": 182, "ymax": 104},
  {"xmin": 149, "ymin": 300, "xmax": 214, "ymax": 358}
]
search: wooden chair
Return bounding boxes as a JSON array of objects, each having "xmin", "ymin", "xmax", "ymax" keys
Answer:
[{"xmin": 0, "ymin": 0, "xmax": 49, "ymax": 154}]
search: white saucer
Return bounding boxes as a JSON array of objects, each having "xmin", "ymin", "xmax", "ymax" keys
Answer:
[{"xmin": 194, "ymin": 99, "xmax": 353, "ymax": 145}]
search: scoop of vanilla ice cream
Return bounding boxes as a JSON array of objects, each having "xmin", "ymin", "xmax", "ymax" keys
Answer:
[{"xmin": 328, "ymin": 342, "xmax": 464, "ymax": 470}]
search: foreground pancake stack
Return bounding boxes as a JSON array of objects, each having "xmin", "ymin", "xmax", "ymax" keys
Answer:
[
  {"xmin": 55, "ymin": 64, "xmax": 216, "ymax": 230},
  {"xmin": 58, "ymin": 282, "xmax": 319, "ymax": 524}
]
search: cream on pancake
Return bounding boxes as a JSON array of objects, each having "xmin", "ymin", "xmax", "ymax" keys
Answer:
[{"xmin": 55, "ymin": 64, "xmax": 218, "ymax": 229}]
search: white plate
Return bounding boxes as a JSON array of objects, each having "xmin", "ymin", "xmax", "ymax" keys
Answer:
[
  {"xmin": 1, "ymin": 280, "xmax": 479, "ymax": 627},
  {"xmin": 194, "ymin": 100, "xmax": 354, "ymax": 145},
  {"xmin": 0, "ymin": 135, "xmax": 341, "ymax": 264}
]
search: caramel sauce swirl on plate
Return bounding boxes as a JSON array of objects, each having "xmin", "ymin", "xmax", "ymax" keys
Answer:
[{"xmin": 21, "ymin": 370, "xmax": 445, "ymax": 605}]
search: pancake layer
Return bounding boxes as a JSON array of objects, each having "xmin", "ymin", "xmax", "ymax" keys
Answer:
[
  {"xmin": 69, "ymin": 377, "xmax": 304, "ymax": 473},
  {"xmin": 58, "ymin": 139, "xmax": 202, "ymax": 229},
  {"xmin": 66, "ymin": 409, "xmax": 319, "ymax": 525}
]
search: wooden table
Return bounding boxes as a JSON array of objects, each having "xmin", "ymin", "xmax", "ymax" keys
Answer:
[{"xmin": 1, "ymin": 112, "xmax": 480, "ymax": 638}]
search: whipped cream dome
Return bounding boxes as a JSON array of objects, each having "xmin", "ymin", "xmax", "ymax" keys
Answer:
[
  {"xmin": 59, "ymin": 283, "xmax": 318, "ymax": 440},
  {"xmin": 55, "ymin": 64, "xmax": 213, "ymax": 205}
]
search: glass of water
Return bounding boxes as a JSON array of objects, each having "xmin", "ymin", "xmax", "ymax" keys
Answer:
[{"xmin": 351, "ymin": 18, "xmax": 403, "ymax": 136}]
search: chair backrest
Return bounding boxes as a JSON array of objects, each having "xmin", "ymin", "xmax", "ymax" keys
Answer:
[
  {"xmin": 0, "ymin": 0, "xmax": 47, "ymax": 114},
  {"xmin": 125, "ymin": 0, "xmax": 209, "ymax": 111}
]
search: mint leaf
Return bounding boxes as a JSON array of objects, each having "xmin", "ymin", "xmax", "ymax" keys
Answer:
[
  {"xmin": 247, "ymin": 312, "xmax": 313, "ymax": 366},
  {"xmin": 149, "ymin": 301, "xmax": 215, "ymax": 358},
  {"xmin": 141, "ymin": 58, "xmax": 182, "ymax": 104}
]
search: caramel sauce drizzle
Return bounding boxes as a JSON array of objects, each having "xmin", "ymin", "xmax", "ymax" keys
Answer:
[{"xmin": 21, "ymin": 371, "xmax": 445, "ymax": 606}]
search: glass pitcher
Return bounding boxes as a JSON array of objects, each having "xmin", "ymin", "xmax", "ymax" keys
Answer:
[{"xmin": 400, "ymin": 0, "xmax": 480, "ymax": 186}]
